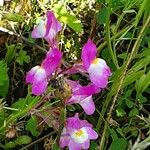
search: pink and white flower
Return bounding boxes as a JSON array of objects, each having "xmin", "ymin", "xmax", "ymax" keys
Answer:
[
  {"xmin": 81, "ymin": 39, "xmax": 111, "ymax": 88},
  {"xmin": 26, "ymin": 48, "xmax": 62, "ymax": 95},
  {"xmin": 31, "ymin": 11, "xmax": 62, "ymax": 48},
  {"xmin": 59, "ymin": 113, "xmax": 98, "ymax": 150},
  {"xmin": 66, "ymin": 80, "xmax": 100, "ymax": 115}
]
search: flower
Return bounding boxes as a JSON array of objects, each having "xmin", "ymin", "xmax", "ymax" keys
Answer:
[
  {"xmin": 31, "ymin": 11, "xmax": 62, "ymax": 48},
  {"xmin": 81, "ymin": 39, "xmax": 111, "ymax": 88},
  {"xmin": 66, "ymin": 80, "xmax": 100, "ymax": 115},
  {"xmin": 26, "ymin": 48, "xmax": 62, "ymax": 95},
  {"xmin": 59, "ymin": 113, "xmax": 98, "ymax": 150}
]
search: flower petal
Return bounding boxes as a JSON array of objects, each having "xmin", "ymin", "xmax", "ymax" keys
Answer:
[
  {"xmin": 67, "ymin": 114, "xmax": 81, "ymax": 131},
  {"xmin": 34, "ymin": 67, "xmax": 47, "ymax": 82},
  {"xmin": 41, "ymin": 48, "xmax": 62, "ymax": 76},
  {"xmin": 45, "ymin": 11, "xmax": 62, "ymax": 47},
  {"xmin": 68, "ymin": 139, "xmax": 81, "ymax": 150},
  {"xmin": 62, "ymin": 63, "xmax": 86, "ymax": 74},
  {"xmin": 79, "ymin": 96, "xmax": 95, "ymax": 115},
  {"xmin": 67, "ymin": 95, "xmax": 86, "ymax": 104},
  {"xmin": 85, "ymin": 127, "xmax": 98, "ymax": 139},
  {"xmin": 26, "ymin": 66, "xmax": 40, "ymax": 84},
  {"xmin": 74, "ymin": 84, "xmax": 101, "ymax": 96},
  {"xmin": 59, "ymin": 128, "xmax": 70, "ymax": 148},
  {"xmin": 81, "ymin": 140, "xmax": 90, "ymax": 149},
  {"xmin": 88, "ymin": 58, "xmax": 111, "ymax": 88},
  {"xmin": 81, "ymin": 39, "xmax": 97, "ymax": 70},
  {"xmin": 70, "ymin": 127, "xmax": 88, "ymax": 144},
  {"xmin": 31, "ymin": 20, "xmax": 46, "ymax": 38},
  {"xmin": 32, "ymin": 80, "xmax": 48, "ymax": 95}
]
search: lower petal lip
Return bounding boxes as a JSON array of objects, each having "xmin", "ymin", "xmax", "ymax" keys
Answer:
[{"xmin": 32, "ymin": 80, "xmax": 48, "ymax": 95}]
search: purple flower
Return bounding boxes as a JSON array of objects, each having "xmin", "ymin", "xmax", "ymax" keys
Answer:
[
  {"xmin": 59, "ymin": 113, "xmax": 98, "ymax": 150},
  {"xmin": 31, "ymin": 11, "xmax": 62, "ymax": 48},
  {"xmin": 26, "ymin": 48, "xmax": 62, "ymax": 95},
  {"xmin": 81, "ymin": 39, "xmax": 112, "ymax": 88},
  {"xmin": 66, "ymin": 80, "xmax": 100, "ymax": 115}
]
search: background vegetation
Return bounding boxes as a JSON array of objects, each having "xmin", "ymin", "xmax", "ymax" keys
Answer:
[{"xmin": 0, "ymin": 0, "xmax": 150, "ymax": 149}]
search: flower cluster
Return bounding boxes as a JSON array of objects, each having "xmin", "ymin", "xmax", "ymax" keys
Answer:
[{"xmin": 26, "ymin": 10, "xmax": 111, "ymax": 149}]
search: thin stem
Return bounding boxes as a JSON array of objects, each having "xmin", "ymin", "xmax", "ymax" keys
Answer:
[
  {"xmin": 97, "ymin": 24, "xmax": 133, "ymax": 52},
  {"xmin": 99, "ymin": 14, "xmax": 150, "ymax": 150},
  {"xmin": 105, "ymin": 0, "xmax": 119, "ymax": 68},
  {"xmin": 96, "ymin": 23, "xmax": 139, "ymax": 132}
]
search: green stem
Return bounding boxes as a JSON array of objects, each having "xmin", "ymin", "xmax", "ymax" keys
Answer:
[
  {"xmin": 99, "ymin": 14, "xmax": 150, "ymax": 150},
  {"xmin": 97, "ymin": 25, "xmax": 133, "ymax": 52},
  {"xmin": 96, "ymin": 24, "xmax": 134, "ymax": 130},
  {"xmin": 105, "ymin": 0, "xmax": 119, "ymax": 68}
]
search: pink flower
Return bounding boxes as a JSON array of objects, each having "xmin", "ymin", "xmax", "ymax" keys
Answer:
[
  {"xmin": 59, "ymin": 113, "xmax": 98, "ymax": 150},
  {"xmin": 66, "ymin": 80, "xmax": 100, "ymax": 115},
  {"xmin": 26, "ymin": 48, "xmax": 62, "ymax": 95},
  {"xmin": 31, "ymin": 11, "xmax": 62, "ymax": 48},
  {"xmin": 81, "ymin": 39, "xmax": 112, "ymax": 88}
]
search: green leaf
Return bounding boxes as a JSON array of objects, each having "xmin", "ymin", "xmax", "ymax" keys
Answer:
[
  {"xmin": 123, "ymin": 70, "xmax": 144, "ymax": 88},
  {"xmin": 52, "ymin": 143, "xmax": 61, "ymax": 150},
  {"xmin": 137, "ymin": 94, "xmax": 147, "ymax": 104},
  {"xmin": 130, "ymin": 56, "xmax": 150, "ymax": 73},
  {"xmin": 109, "ymin": 138, "xmax": 128, "ymax": 150},
  {"xmin": 16, "ymin": 50, "xmax": 30, "ymax": 65},
  {"xmin": 2, "ymin": 135, "xmax": 32, "ymax": 149},
  {"xmin": 4, "ymin": 13, "xmax": 24, "ymax": 23},
  {"xmin": 10, "ymin": 95, "xmax": 40, "ymax": 119},
  {"xmin": 26, "ymin": 116, "xmax": 40, "ymax": 137},
  {"xmin": 0, "ymin": 61, "xmax": 9, "ymax": 97},
  {"xmin": 15, "ymin": 135, "xmax": 32, "ymax": 145},
  {"xmin": 135, "ymin": 71, "xmax": 150, "ymax": 94},
  {"xmin": 125, "ymin": 99, "xmax": 134, "ymax": 108},
  {"xmin": 116, "ymin": 128, "xmax": 125, "ymax": 138},
  {"xmin": 129, "ymin": 107, "xmax": 139, "ymax": 117},
  {"xmin": 53, "ymin": 3, "xmax": 83, "ymax": 32},
  {"xmin": 60, "ymin": 14, "xmax": 83, "ymax": 32},
  {"xmin": 89, "ymin": 141, "xmax": 98, "ymax": 150},
  {"xmin": 109, "ymin": 128, "xmax": 118, "ymax": 141},
  {"xmin": 135, "ymin": 0, "xmax": 148, "ymax": 26},
  {"xmin": 116, "ymin": 108, "xmax": 126, "ymax": 117},
  {"xmin": 117, "ymin": 53, "xmax": 127, "ymax": 59},
  {"xmin": 5, "ymin": 44, "xmax": 16, "ymax": 64},
  {"xmin": 96, "ymin": 7, "xmax": 108, "ymax": 24},
  {"xmin": 2, "ymin": 141, "xmax": 16, "ymax": 149},
  {"xmin": 67, "ymin": 105, "xmax": 76, "ymax": 111}
]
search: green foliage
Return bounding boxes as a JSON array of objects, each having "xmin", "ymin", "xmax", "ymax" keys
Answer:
[
  {"xmin": 5, "ymin": 44, "xmax": 16, "ymax": 64},
  {"xmin": 26, "ymin": 116, "xmax": 40, "ymax": 137},
  {"xmin": 53, "ymin": 3, "xmax": 83, "ymax": 32},
  {"xmin": 129, "ymin": 107, "xmax": 139, "ymax": 117},
  {"xmin": 109, "ymin": 138, "xmax": 128, "ymax": 150},
  {"xmin": 16, "ymin": 50, "xmax": 30, "ymax": 65},
  {"xmin": 11, "ymin": 95, "xmax": 40, "ymax": 115},
  {"xmin": 4, "ymin": 13, "xmax": 24, "ymax": 23},
  {"xmin": 0, "ymin": 61, "xmax": 9, "ymax": 98},
  {"xmin": 52, "ymin": 143, "xmax": 61, "ymax": 150},
  {"xmin": 15, "ymin": 135, "xmax": 32, "ymax": 144},
  {"xmin": 1, "ymin": 0, "xmax": 150, "ymax": 149},
  {"xmin": 109, "ymin": 128, "xmax": 118, "ymax": 141},
  {"xmin": 96, "ymin": 7, "xmax": 108, "ymax": 24},
  {"xmin": 0, "ymin": 95, "xmax": 40, "ymax": 132},
  {"xmin": 2, "ymin": 135, "xmax": 32, "ymax": 149},
  {"xmin": 89, "ymin": 141, "xmax": 98, "ymax": 150},
  {"xmin": 135, "ymin": 71, "xmax": 150, "ymax": 94}
]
